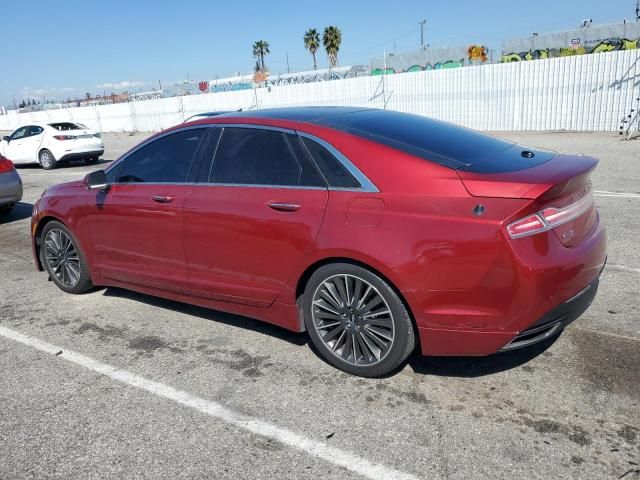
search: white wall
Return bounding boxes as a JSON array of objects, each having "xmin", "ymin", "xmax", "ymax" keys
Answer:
[{"xmin": 1, "ymin": 50, "xmax": 638, "ymax": 133}]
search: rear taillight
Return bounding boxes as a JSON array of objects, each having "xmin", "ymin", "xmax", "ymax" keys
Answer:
[
  {"xmin": 507, "ymin": 191, "xmax": 595, "ymax": 239},
  {"xmin": 53, "ymin": 135, "xmax": 77, "ymax": 140},
  {"xmin": 93, "ymin": 133, "xmax": 101, "ymax": 138},
  {"xmin": 0, "ymin": 157, "xmax": 14, "ymax": 173}
]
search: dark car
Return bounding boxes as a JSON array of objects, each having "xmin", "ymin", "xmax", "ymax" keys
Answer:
[
  {"xmin": 31, "ymin": 107, "xmax": 606, "ymax": 377},
  {"xmin": 0, "ymin": 156, "xmax": 23, "ymax": 214}
]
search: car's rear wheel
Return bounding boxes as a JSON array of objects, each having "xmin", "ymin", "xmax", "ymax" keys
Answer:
[
  {"xmin": 84, "ymin": 156, "xmax": 99, "ymax": 165},
  {"xmin": 41, "ymin": 221, "xmax": 92, "ymax": 294},
  {"xmin": 303, "ymin": 263, "xmax": 416, "ymax": 377},
  {"xmin": 39, "ymin": 149, "xmax": 57, "ymax": 170}
]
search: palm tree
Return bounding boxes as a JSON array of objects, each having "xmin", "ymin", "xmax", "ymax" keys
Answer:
[
  {"xmin": 303, "ymin": 28, "xmax": 320, "ymax": 70},
  {"xmin": 322, "ymin": 26, "xmax": 342, "ymax": 68},
  {"xmin": 252, "ymin": 40, "xmax": 270, "ymax": 72}
]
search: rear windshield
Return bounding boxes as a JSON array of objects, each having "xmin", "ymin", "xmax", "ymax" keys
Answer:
[
  {"xmin": 49, "ymin": 122, "xmax": 81, "ymax": 131},
  {"xmin": 316, "ymin": 109, "xmax": 554, "ymax": 173}
]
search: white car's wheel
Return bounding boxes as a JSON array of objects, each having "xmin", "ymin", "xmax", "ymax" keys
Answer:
[{"xmin": 39, "ymin": 149, "xmax": 57, "ymax": 170}]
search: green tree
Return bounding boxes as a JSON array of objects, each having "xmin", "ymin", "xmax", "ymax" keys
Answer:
[
  {"xmin": 252, "ymin": 40, "xmax": 270, "ymax": 71},
  {"xmin": 303, "ymin": 28, "xmax": 320, "ymax": 70},
  {"xmin": 323, "ymin": 26, "xmax": 342, "ymax": 68}
]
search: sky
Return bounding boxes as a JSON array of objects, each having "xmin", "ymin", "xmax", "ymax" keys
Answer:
[{"xmin": 2, "ymin": 0, "xmax": 635, "ymax": 106}]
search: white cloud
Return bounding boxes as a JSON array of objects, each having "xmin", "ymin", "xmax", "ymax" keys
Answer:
[
  {"xmin": 96, "ymin": 81, "xmax": 145, "ymax": 90},
  {"xmin": 21, "ymin": 86, "xmax": 79, "ymax": 98}
]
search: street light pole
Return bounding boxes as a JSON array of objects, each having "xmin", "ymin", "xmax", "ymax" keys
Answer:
[{"xmin": 419, "ymin": 20, "xmax": 426, "ymax": 48}]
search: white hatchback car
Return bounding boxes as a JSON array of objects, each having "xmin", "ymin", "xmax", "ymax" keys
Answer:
[{"xmin": 0, "ymin": 122, "xmax": 104, "ymax": 169}]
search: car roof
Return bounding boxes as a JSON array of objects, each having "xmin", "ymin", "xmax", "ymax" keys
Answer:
[{"xmin": 216, "ymin": 106, "xmax": 371, "ymax": 123}]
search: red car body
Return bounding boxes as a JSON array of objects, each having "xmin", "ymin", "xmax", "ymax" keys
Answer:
[{"xmin": 31, "ymin": 108, "xmax": 606, "ymax": 356}]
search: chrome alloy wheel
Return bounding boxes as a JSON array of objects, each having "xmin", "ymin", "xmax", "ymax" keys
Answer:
[
  {"xmin": 311, "ymin": 274, "xmax": 395, "ymax": 366},
  {"xmin": 40, "ymin": 150, "xmax": 53, "ymax": 169},
  {"xmin": 44, "ymin": 228, "xmax": 81, "ymax": 288}
]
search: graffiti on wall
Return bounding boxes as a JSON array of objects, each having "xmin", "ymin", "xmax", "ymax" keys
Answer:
[
  {"xmin": 371, "ymin": 45, "xmax": 487, "ymax": 75},
  {"xmin": 501, "ymin": 37, "xmax": 639, "ymax": 62}
]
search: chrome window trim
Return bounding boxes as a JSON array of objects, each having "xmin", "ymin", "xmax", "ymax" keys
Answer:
[
  {"xmin": 104, "ymin": 123, "xmax": 379, "ymax": 193},
  {"xmin": 296, "ymin": 131, "xmax": 379, "ymax": 193}
]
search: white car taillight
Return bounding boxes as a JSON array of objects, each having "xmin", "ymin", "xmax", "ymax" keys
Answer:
[
  {"xmin": 53, "ymin": 135, "xmax": 77, "ymax": 140},
  {"xmin": 507, "ymin": 191, "xmax": 594, "ymax": 239},
  {"xmin": 93, "ymin": 133, "xmax": 101, "ymax": 138}
]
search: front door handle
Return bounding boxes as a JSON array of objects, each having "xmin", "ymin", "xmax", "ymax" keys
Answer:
[
  {"xmin": 267, "ymin": 201, "xmax": 301, "ymax": 212},
  {"xmin": 152, "ymin": 195, "xmax": 175, "ymax": 203}
]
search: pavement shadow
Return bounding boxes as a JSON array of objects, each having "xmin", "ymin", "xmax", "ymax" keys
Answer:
[
  {"xmin": 15, "ymin": 158, "xmax": 112, "ymax": 170},
  {"xmin": 101, "ymin": 287, "xmax": 308, "ymax": 347},
  {"xmin": 0, "ymin": 202, "xmax": 33, "ymax": 224},
  {"xmin": 407, "ymin": 333, "xmax": 559, "ymax": 377}
]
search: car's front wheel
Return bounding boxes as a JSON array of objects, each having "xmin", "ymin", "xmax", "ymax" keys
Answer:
[
  {"xmin": 304, "ymin": 263, "xmax": 416, "ymax": 377},
  {"xmin": 40, "ymin": 221, "xmax": 93, "ymax": 294},
  {"xmin": 39, "ymin": 149, "xmax": 57, "ymax": 170}
]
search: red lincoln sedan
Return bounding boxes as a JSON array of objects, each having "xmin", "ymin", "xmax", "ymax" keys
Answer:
[{"xmin": 31, "ymin": 107, "xmax": 606, "ymax": 377}]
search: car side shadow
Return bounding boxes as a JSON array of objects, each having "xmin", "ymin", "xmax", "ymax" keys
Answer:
[
  {"xmin": 102, "ymin": 286, "xmax": 557, "ymax": 377},
  {"xmin": 15, "ymin": 159, "xmax": 112, "ymax": 170},
  {"xmin": 406, "ymin": 334, "xmax": 559, "ymax": 377},
  {"xmin": 0, "ymin": 202, "xmax": 33, "ymax": 224},
  {"xmin": 101, "ymin": 287, "xmax": 308, "ymax": 347}
]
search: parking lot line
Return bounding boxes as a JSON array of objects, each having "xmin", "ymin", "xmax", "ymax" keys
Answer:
[
  {"xmin": 0, "ymin": 325, "xmax": 420, "ymax": 480},
  {"xmin": 594, "ymin": 190, "xmax": 640, "ymax": 198}
]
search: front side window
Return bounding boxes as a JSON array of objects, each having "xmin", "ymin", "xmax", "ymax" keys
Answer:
[
  {"xmin": 210, "ymin": 127, "xmax": 324, "ymax": 187},
  {"xmin": 117, "ymin": 128, "xmax": 205, "ymax": 183},
  {"xmin": 11, "ymin": 127, "xmax": 28, "ymax": 140}
]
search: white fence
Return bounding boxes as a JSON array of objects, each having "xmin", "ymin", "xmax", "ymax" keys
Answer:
[{"xmin": 1, "ymin": 50, "xmax": 639, "ymax": 132}]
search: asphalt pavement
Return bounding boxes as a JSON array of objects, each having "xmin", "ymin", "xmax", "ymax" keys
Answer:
[{"xmin": 0, "ymin": 131, "xmax": 638, "ymax": 480}]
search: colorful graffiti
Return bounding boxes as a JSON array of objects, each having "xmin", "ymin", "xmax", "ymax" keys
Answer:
[
  {"xmin": 467, "ymin": 45, "xmax": 488, "ymax": 63},
  {"xmin": 501, "ymin": 36, "xmax": 639, "ymax": 62},
  {"xmin": 371, "ymin": 45, "xmax": 487, "ymax": 75}
]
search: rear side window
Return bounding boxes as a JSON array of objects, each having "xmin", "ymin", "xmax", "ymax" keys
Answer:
[
  {"xmin": 318, "ymin": 109, "xmax": 554, "ymax": 173},
  {"xmin": 210, "ymin": 127, "xmax": 324, "ymax": 187},
  {"xmin": 29, "ymin": 126, "xmax": 43, "ymax": 136},
  {"xmin": 49, "ymin": 122, "xmax": 80, "ymax": 131},
  {"xmin": 302, "ymin": 137, "xmax": 361, "ymax": 189},
  {"xmin": 118, "ymin": 128, "xmax": 205, "ymax": 183}
]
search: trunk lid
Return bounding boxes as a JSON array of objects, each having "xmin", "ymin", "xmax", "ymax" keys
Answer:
[{"xmin": 457, "ymin": 153, "xmax": 598, "ymax": 247}]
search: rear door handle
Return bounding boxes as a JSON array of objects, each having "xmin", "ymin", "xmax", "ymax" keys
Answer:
[
  {"xmin": 152, "ymin": 195, "xmax": 175, "ymax": 203},
  {"xmin": 267, "ymin": 201, "xmax": 301, "ymax": 212}
]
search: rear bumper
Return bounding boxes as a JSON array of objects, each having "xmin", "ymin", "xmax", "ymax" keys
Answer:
[
  {"xmin": 499, "ymin": 274, "xmax": 600, "ymax": 351},
  {"xmin": 0, "ymin": 170, "xmax": 23, "ymax": 207},
  {"xmin": 414, "ymin": 212, "xmax": 606, "ymax": 356},
  {"xmin": 58, "ymin": 150, "xmax": 104, "ymax": 162}
]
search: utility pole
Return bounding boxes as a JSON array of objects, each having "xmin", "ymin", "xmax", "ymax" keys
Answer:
[
  {"xmin": 286, "ymin": 52, "xmax": 290, "ymax": 73},
  {"xmin": 419, "ymin": 20, "xmax": 426, "ymax": 48},
  {"xmin": 636, "ymin": 0, "xmax": 640, "ymax": 21}
]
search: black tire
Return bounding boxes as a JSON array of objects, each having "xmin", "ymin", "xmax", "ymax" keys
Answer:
[
  {"xmin": 0, "ymin": 203, "xmax": 14, "ymax": 215},
  {"xmin": 40, "ymin": 220, "xmax": 93, "ymax": 294},
  {"xmin": 84, "ymin": 156, "xmax": 99, "ymax": 165},
  {"xmin": 39, "ymin": 149, "xmax": 57, "ymax": 170},
  {"xmin": 303, "ymin": 263, "xmax": 416, "ymax": 377}
]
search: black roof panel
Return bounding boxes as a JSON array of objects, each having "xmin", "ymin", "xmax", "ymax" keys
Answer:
[{"xmin": 219, "ymin": 107, "xmax": 554, "ymax": 172}]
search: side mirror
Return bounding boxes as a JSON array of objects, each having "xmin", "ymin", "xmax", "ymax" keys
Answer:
[
  {"xmin": 85, "ymin": 170, "xmax": 109, "ymax": 191},
  {"xmin": 2, "ymin": 136, "xmax": 9, "ymax": 142}
]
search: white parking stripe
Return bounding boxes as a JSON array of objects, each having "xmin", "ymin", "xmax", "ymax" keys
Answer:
[
  {"xmin": 595, "ymin": 190, "xmax": 640, "ymax": 199},
  {"xmin": 605, "ymin": 263, "xmax": 640, "ymax": 274},
  {"xmin": 0, "ymin": 325, "xmax": 420, "ymax": 480}
]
